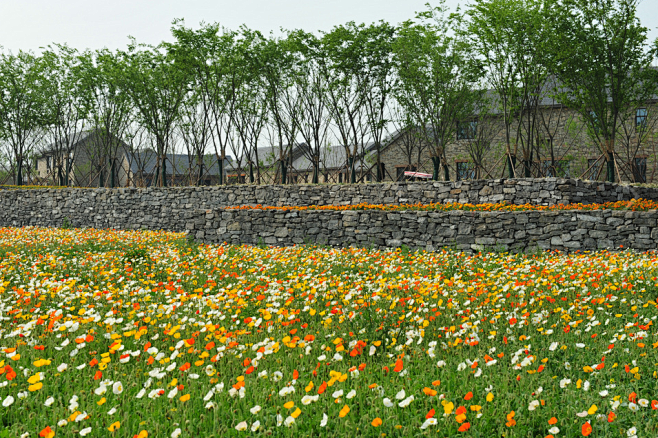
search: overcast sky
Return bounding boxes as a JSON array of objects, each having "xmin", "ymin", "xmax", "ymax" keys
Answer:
[{"xmin": 1, "ymin": 0, "xmax": 657, "ymax": 53}]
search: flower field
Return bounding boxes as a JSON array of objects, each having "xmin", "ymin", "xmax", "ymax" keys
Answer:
[{"xmin": 0, "ymin": 227, "xmax": 657, "ymax": 437}]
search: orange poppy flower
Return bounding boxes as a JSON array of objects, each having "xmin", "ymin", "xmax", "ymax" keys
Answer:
[
  {"xmin": 458, "ymin": 422, "xmax": 470, "ymax": 432},
  {"xmin": 393, "ymin": 359, "xmax": 403, "ymax": 373},
  {"xmin": 423, "ymin": 387, "xmax": 437, "ymax": 397},
  {"xmin": 371, "ymin": 418, "xmax": 382, "ymax": 427},
  {"xmin": 582, "ymin": 422, "xmax": 592, "ymax": 436},
  {"xmin": 39, "ymin": 426, "xmax": 54, "ymax": 438}
]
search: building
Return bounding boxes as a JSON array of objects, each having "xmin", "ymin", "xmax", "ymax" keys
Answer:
[
  {"xmin": 35, "ymin": 130, "xmax": 233, "ymax": 187},
  {"xmin": 375, "ymin": 100, "xmax": 658, "ymax": 183}
]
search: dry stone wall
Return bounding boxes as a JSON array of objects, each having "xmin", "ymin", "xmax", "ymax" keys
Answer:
[
  {"xmin": 2, "ymin": 178, "xmax": 658, "ymax": 253},
  {"xmin": 189, "ymin": 209, "xmax": 658, "ymax": 253}
]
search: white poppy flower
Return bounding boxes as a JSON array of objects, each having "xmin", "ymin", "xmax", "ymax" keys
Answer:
[
  {"xmin": 420, "ymin": 417, "xmax": 437, "ymax": 430},
  {"xmin": 2, "ymin": 396, "xmax": 14, "ymax": 407},
  {"xmin": 235, "ymin": 421, "xmax": 248, "ymax": 431},
  {"xmin": 112, "ymin": 382, "xmax": 123, "ymax": 395},
  {"xmin": 398, "ymin": 395, "xmax": 414, "ymax": 407}
]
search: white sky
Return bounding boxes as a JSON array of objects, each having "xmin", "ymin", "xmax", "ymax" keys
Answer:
[{"xmin": 1, "ymin": 0, "xmax": 657, "ymax": 54}]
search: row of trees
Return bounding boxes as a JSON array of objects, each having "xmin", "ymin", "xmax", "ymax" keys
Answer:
[{"xmin": 1, "ymin": 0, "xmax": 657, "ymax": 186}]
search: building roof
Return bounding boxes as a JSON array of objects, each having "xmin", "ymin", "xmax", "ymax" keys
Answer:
[
  {"xmin": 126, "ymin": 151, "xmax": 233, "ymax": 176},
  {"xmin": 291, "ymin": 144, "xmax": 375, "ymax": 171}
]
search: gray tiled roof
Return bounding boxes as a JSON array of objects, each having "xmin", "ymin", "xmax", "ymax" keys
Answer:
[{"xmin": 126, "ymin": 151, "xmax": 233, "ymax": 176}]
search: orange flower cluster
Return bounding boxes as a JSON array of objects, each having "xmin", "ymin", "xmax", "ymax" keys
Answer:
[{"xmin": 224, "ymin": 198, "xmax": 658, "ymax": 213}]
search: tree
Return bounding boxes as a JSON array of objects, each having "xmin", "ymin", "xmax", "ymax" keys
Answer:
[
  {"xmin": 117, "ymin": 41, "xmax": 191, "ymax": 187},
  {"xmin": 322, "ymin": 22, "xmax": 369, "ymax": 183},
  {"xmin": 394, "ymin": 2, "xmax": 482, "ymax": 181},
  {"xmin": 39, "ymin": 45, "xmax": 92, "ymax": 186},
  {"xmin": 360, "ymin": 21, "xmax": 397, "ymax": 182},
  {"xmin": 467, "ymin": 0, "xmax": 551, "ymax": 179},
  {"xmin": 465, "ymin": 91, "xmax": 503, "ymax": 179},
  {"xmin": 259, "ymin": 34, "xmax": 301, "ymax": 184},
  {"xmin": 387, "ymin": 100, "xmax": 428, "ymax": 179},
  {"xmin": 170, "ymin": 22, "xmax": 240, "ymax": 186},
  {"xmin": 80, "ymin": 49, "xmax": 134, "ymax": 187},
  {"xmin": 0, "ymin": 51, "xmax": 44, "ymax": 186},
  {"xmin": 545, "ymin": 0, "xmax": 658, "ymax": 182},
  {"xmin": 288, "ymin": 30, "xmax": 332, "ymax": 184}
]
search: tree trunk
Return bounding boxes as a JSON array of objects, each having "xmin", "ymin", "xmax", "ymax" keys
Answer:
[
  {"xmin": 506, "ymin": 155, "xmax": 516, "ymax": 178},
  {"xmin": 162, "ymin": 158, "xmax": 167, "ymax": 187},
  {"xmin": 312, "ymin": 156, "xmax": 319, "ymax": 184},
  {"xmin": 375, "ymin": 146, "xmax": 382, "ymax": 182},
  {"xmin": 110, "ymin": 160, "xmax": 116, "ymax": 188},
  {"xmin": 431, "ymin": 156, "xmax": 440, "ymax": 181},
  {"xmin": 442, "ymin": 161, "xmax": 450, "ymax": 182},
  {"xmin": 523, "ymin": 160, "xmax": 531, "ymax": 178},
  {"xmin": 348, "ymin": 156, "xmax": 356, "ymax": 184},
  {"xmin": 280, "ymin": 159, "xmax": 287, "ymax": 185},
  {"xmin": 99, "ymin": 163, "xmax": 105, "ymax": 188},
  {"xmin": 16, "ymin": 160, "xmax": 23, "ymax": 186},
  {"xmin": 218, "ymin": 155, "xmax": 224, "ymax": 185},
  {"xmin": 605, "ymin": 140, "xmax": 615, "ymax": 183}
]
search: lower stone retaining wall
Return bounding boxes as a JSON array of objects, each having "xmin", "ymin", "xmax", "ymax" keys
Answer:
[{"xmin": 188, "ymin": 209, "xmax": 658, "ymax": 253}]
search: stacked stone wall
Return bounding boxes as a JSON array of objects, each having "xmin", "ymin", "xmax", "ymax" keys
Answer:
[
  {"xmin": 2, "ymin": 178, "xmax": 658, "ymax": 253},
  {"xmin": 189, "ymin": 209, "xmax": 658, "ymax": 253}
]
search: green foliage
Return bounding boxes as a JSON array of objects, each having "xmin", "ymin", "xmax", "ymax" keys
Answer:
[
  {"xmin": 544, "ymin": 0, "xmax": 658, "ymax": 181},
  {"xmin": 61, "ymin": 217, "xmax": 72, "ymax": 229},
  {"xmin": 394, "ymin": 1, "xmax": 483, "ymax": 181}
]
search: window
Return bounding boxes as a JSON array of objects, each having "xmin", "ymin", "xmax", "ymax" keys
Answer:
[
  {"xmin": 338, "ymin": 172, "xmax": 343, "ymax": 183},
  {"xmin": 46, "ymin": 156, "xmax": 52, "ymax": 170},
  {"xmin": 636, "ymin": 108, "xmax": 648, "ymax": 130},
  {"xmin": 378, "ymin": 163, "xmax": 386, "ymax": 181},
  {"xmin": 541, "ymin": 160, "xmax": 570, "ymax": 178},
  {"xmin": 396, "ymin": 165, "xmax": 416, "ymax": 182},
  {"xmin": 633, "ymin": 157, "xmax": 647, "ymax": 183},
  {"xmin": 587, "ymin": 158, "xmax": 602, "ymax": 180},
  {"xmin": 457, "ymin": 121, "xmax": 477, "ymax": 140},
  {"xmin": 456, "ymin": 161, "xmax": 476, "ymax": 181}
]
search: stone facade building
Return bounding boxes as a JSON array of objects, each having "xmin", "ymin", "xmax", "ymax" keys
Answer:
[{"xmin": 375, "ymin": 102, "xmax": 658, "ymax": 183}]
